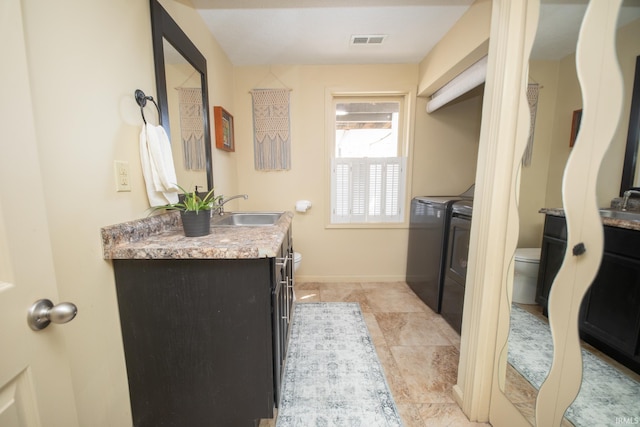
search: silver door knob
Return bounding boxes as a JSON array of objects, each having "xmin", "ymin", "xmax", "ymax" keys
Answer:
[{"xmin": 27, "ymin": 299, "xmax": 78, "ymax": 331}]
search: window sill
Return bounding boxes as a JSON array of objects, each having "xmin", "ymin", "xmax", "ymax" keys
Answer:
[{"xmin": 325, "ymin": 222, "xmax": 408, "ymax": 230}]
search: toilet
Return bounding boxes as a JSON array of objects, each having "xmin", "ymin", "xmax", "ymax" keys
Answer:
[
  {"xmin": 292, "ymin": 252, "xmax": 302, "ymax": 303},
  {"xmin": 294, "ymin": 252, "xmax": 302, "ymax": 273},
  {"xmin": 513, "ymin": 248, "xmax": 541, "ymax": 304}
]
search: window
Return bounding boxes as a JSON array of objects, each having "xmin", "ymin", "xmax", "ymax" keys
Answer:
[{"xmin": 330, "ymin": 95, "xmax": 407, "ymax": 224}]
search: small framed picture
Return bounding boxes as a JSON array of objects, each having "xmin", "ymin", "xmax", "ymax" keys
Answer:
[
  {"xmin": 214, "ymin": 106, "xmax": 234, "ymax": 152},
  {"xmin": 570, "ymin": 109, "xmax": 582, "ymax": 147}
]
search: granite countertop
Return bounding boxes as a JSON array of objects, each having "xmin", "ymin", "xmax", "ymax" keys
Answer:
[
  {"xmin": 540, "ymin": 207, "xmax": 640, "ymax": 231},
  {"xmin": 101, "ymin": 211, "xmax": 294, "ymax": 260}
]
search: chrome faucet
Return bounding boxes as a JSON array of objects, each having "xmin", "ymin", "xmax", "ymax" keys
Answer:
[
  {"xmin": 621, "ymin": 189, "xmax": 640, "ymax": 211},
  {"xmin": 215, "ymin": 194, "xmax": 248, "ymax": 215}
]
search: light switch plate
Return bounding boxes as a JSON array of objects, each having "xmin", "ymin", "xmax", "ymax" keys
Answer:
[{"xmin": 114, "ymin": 161, "xmax": 131, "ymax": 192}]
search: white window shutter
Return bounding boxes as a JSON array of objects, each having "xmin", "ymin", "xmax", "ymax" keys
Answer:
[
  {"xmin": 351, "ymin": 161, "xmax": 367, "ymax": 219},
  {"xmin": 385, "ymin": 161, "xmax": 401, "ymax": 217},
  {"xmin": 332, "ymin": 160, "xmax": 350, "ymax": 221},
  {"xmin": 368, "ymin": 163, "xmax": 382, "ymax": 216},
  {"xmin": 331, "ymin": 157, "xmax": 405, "ymax": 223}
]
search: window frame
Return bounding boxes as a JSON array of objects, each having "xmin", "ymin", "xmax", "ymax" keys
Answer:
[{"xmin": 326, "ymin": 91, "xmax": 413, "ymax": 228}]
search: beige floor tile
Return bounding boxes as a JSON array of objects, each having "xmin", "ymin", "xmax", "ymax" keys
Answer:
[
  {"xmin": 391, "ymin": 345, "xmax": 459, "ymax": 403},
  {"xmin": 293, "ymin": 289, "xmax": 320, "ymax": 303},
  {"xmin": 362, "ymin": 312, "xmax": 388, "ymax": 348},
  {"xmin": 360, "ymin": 281, "xmax": 413, "ymax": 291},
  {"xmin": 418, "ymin": 403, "xmax": 492, "ymax": 426},
  {"xmin": 396, "ymin": 403, "xmax": 426, "ymax": 427},
  {"xmin": 366, "ymin": 288, "xmax": 430, "ymax": 313},
  {"xmin": 319, "ymin": 288, "xmax": 372, "ymax": 312},
  {"xmin": 293, "ymin": 282, "xmax": 321, "ymax": 302},
  {"xmin": 294, "ymin": 281, "xmax": 321, "ymax": 290},
  {"xmin": 504, "ymin": 364, "xmax": 537, "ymax": 404},
  {"xmin": 258, "ymin": 415, "xmax": 276, "ymax": 426},
  {"xmin": 433, "ymin": 316, "xmax": 462, "ymax": 349},
  {"xmin": 374, "ymin": 345, "xmax": 414, "ymax": 404},
  {"xmin": 321, "ymin": 282, "xmax": 364, "ymax": 288},
  {"xmin": 375, "ymin": 312, "xmax": 452, "ymax": 347}
]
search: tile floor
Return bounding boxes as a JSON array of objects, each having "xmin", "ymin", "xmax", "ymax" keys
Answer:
[{"xmin": 259, "ymin": 281, "xmax": 491, "ymax": 427}]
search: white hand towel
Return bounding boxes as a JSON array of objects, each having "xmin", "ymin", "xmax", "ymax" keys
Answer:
[{"xmin": 140, "ymin": 124, "xmax": 179, "ymax": 206}]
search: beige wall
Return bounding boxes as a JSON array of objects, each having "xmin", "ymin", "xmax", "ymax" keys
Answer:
[
  {"xmin": 19, "ymin": 0, "xmax": 236, "ymax": 425},
  {"xmin": 412, "ymin": 89, "xmax": 482, "ymax": 196},
  {"xmin": 418, "ymin": 0, "xmax": 491, "ymax": 96},
  {"xmin": 543, "ymin": 54, "xmax": 583, "ymax": 210},
  {"xmin": 232, "ymin": 64, "xmax": 482, "ymax": 282},
  {"xmin": 232, "ymin": 65, "xmax": 419, "ymax": 282},
  {"xmin": 517, "ymin": 61, "xmax": 560, "ymax": 247}
]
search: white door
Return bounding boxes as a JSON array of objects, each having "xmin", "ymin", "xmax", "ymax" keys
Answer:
[{"xmin": 0, "ymin": 0, "xmax": 79, "ymax": 425}]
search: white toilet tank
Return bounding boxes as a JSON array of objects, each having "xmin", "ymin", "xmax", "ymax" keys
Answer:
[
  {"xmin": 513, "ymin": 248, "xmax": 541, "ymax": 304},
  {"xmin": 294, "ymin": 252, "xmax": 302, "ymax": 272}
]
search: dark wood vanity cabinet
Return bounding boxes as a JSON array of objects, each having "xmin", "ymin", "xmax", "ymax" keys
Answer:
[
  {"xmin": 271, "ymin": 227, "xmax": 294, "ymax": 405},
  {"xmin": 536, "ymin": 214, "xmax": 640, "ymax": 374},
  {"xmin": 112, "ymin": 229, "xmax": 294, "ymax": 427}
]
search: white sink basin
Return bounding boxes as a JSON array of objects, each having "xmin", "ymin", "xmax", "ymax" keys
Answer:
[
  {"xmin": 213, "ymin": 212, "xmax": 283, "ymax": 226},
  {"xmin": 599, "ymin": 209, "xmax": 640, "ymax": 221}
]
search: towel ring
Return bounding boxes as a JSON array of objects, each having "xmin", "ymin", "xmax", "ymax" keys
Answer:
[{"xmin": 135, "ymin": 89, "xmax": 161, "ymax": 125}]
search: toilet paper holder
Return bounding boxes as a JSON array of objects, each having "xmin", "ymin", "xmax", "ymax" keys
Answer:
[{"xmin": 295, "ymin": 200, "xmax": 312, "ymax": 212}]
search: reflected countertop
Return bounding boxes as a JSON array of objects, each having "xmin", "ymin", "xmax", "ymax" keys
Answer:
[
  {"xmin": 540, "ymin": 207, "xmax": 640, "ymax": 232},
  {"xmin": 100, "ymin": 211, "xmax": 294, "ymax": 260}
]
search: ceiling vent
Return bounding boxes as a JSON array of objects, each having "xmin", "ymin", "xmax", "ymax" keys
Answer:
[{"xmin": 351, "ymin": 35, "xmax": 387, "ymax": 45}]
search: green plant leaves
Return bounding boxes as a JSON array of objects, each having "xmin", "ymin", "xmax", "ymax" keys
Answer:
[{"xmin": 149, "ymin": 185, "xmax": 222, "ymax": 214}]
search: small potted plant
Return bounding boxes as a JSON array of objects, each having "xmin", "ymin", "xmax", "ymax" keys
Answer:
[{"xmin": 152, "ymin": 185, "xmax": 222, "ymax": 237}]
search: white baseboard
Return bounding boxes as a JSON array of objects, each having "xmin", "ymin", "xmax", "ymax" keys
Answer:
[{"xmin": 294, "ymin": 275, "xmax": 406, "ymax": 283}]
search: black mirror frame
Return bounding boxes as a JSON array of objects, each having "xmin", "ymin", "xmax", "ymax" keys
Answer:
[
  {"xmin": 149, "ymin": 0, "xmax": 213, "ymax": 191},
  {"xmin": 621, "ymin": 55, "xmax": 640, "ymax": 195}
]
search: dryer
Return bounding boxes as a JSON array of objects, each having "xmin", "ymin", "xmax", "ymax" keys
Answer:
[{"xmin": 440, "ymin": 199, "xmax": 473, "ymax": 334}]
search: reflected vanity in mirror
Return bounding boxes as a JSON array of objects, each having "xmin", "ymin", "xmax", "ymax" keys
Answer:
[
  {"xmin": 500, "ymin": 2, "xmax": 640, "ymax": 426},
  {"xmin": 150, "ymin": 0, "xmax": 213, "ymax": 192}
]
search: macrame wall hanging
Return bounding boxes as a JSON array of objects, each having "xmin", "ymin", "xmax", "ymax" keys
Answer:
[
  {"xmin": 523, "ymin": 83, "xmax": 540, "ymax": 167},
  {"xmin": 177, "ymin": 87, "xmax": 206, "ymax": 170},
  {"xmin": 250, "ymin": 88, "xmax": 291, "ymax": 171}
]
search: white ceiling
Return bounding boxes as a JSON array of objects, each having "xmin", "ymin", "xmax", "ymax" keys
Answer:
[{"xmin": 191, "ymin": 0, "xmax": 640, "ymax": 66}]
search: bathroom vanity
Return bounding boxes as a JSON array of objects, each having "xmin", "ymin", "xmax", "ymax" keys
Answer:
[
  {"xmin": 536, "ymin": 209, "xmax": 640, "ymax": 374},
  {"xmin": 101, "ymin": 211, "xmax": 294, "ymax": 427}
]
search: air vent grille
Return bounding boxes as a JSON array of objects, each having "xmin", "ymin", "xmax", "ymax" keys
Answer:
[{"xmin": 351, "ymin": 35, "xmax": 387, "ymax": 45}]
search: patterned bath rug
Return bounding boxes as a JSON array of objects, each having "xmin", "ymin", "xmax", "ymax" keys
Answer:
[
  {"xmin": 508, "ymin": 304, "xmax": 640, "ymax": 426},
  {"xmin": 277, "ymin": 302, "xmax": 403, "ymax": 427}
]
